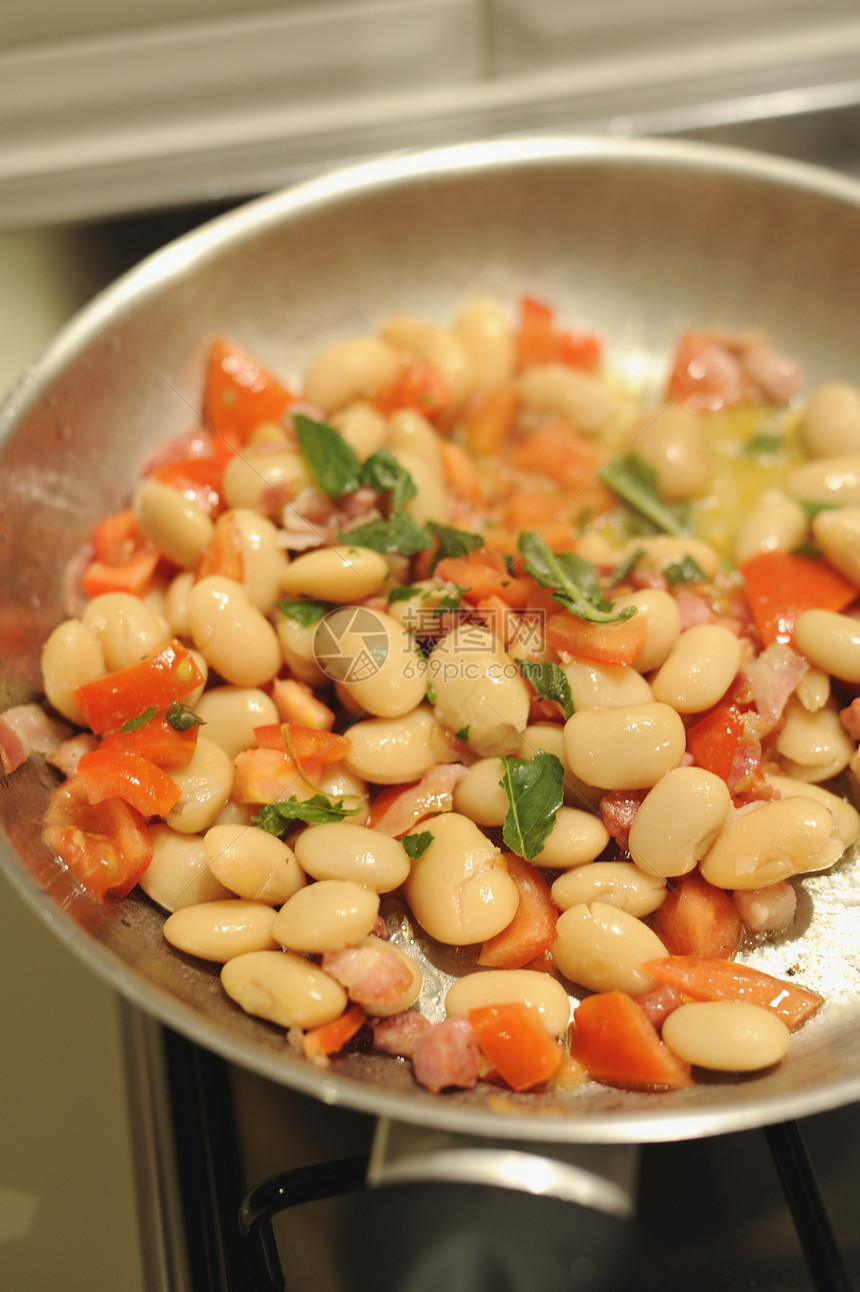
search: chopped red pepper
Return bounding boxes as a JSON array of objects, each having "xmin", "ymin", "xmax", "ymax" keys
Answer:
[
  {"xmin": 77, "ymin": 747, "xmax": 182, "ymax": 816},
  {"xmin": 202, "ymin": 336, "xmax": 293, "ymax": 446},
  {"xmin": 100, "ymin": 707, "xmax": 200, "ymax": 767},
  {"xmin": 739, "ymin": 550, "xmax": 858, "ymax": 646},
  {"xmin": 570, "ymin": 990, "xmax": 692, "ymax": 1090},
  {"xmin": 42, "ymin": 777, "xmax": 153, "ymax": 899},
  {"xmin": 468, "ymin": 1001, "xmax": 562, "ymax": 1091},
  {"xmin": 477, "ymin": 854, "xmax": 557, "ymax": 970},
  {"xmin": 74, "ymin": 640, "xmax": 204, "ymax": 734}
]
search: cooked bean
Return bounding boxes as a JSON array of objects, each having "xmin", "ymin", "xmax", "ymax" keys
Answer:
[
  {"xmin": 212, "ymin": 801, "xmax": 255, "ymax": 828},
  {"xmin": 800, "ymin": 381, "xmax": 860, "ymax": 457},
  {"xmin": 552, "ymin": 901, "xmax": 667, "ymax": 995},
  {"xmin": 446, "ymin": 969, "xmax": 571, "ymax": 1035},
  {"xmin": 454, "ymin": 297, "xmax": 515, "ymax": 390},
  {"xmin": 786, "ymin": 454, "xmax": 860, "ymax": 506},
  {"xmin": 611, "ymin": 589, "xmax": 682, "ymax": 673},
  {"xmin": 651, "ymin": 624, "xmax": 742, "ymax": 714},
  {"xmin": 231, "ymin": 509, "xmax": 289, "ymax": 613},
  {"xmin": 629, "ymin": 766, "xmax": 732, "ymax": 878},
  {"xmin": 163, "ymin": 900, "xmax": 278, "ymax": 962},
  {"xmin": 139, "ymin": 824, "xmax": 232, "ymax": 912},
  {"xmin": 165, "ymin": 570, "xmax": 195, "ymax": 637},
  {"xmin": 331, "ymin": 400, "xmax": 388, "ymax": 460},
  {"xmin": 323, "ymin": 936, "xmax": 422, "ymax": 1016},
  {"xmin": 314, "ymin": 766, "xmax": 370, "ymax": 826},
  {"xmin": 41, "ymin": 619, "xmax": 106, "ymax": 724},
  {"xmin": 295, "ymin": 822, "xmax": 410, "ymax": 892},
  {"xmin": 765, "ymin": 773, "xmax": 860, "ymax": 846},
  {"xmin": 272, "ymin": 880, "xmax": 379, "ymax": 952},
  {"xmin": 279, "ymin": 544, "xmax": 389, "ymax": 603},
  {"xmin": 775, "ymin": 696, "xmax": 852, "ymax": 782},
  {"xmin": 517, "ymin": 723, "xmax": 603, "ymax": 810},
  {"xmin": 634, "ymin": 404, "xmax": 710, "ymax": 501},
  {"xmin": 563, "ymin": 702, "xmax": 686, "ymax": 790},
  {"xmin": 186, "ymin": 649, "xmax": 209, "ymax": 708},
  {"xmin": 531, "ymin": 806, "xmax": 610, "ymax": 867},
  {"xmin": 795, "ymin": 666, "xmax": 830, "ymax": 713},
  {"xmin": 221, "ymin": 950, "xmax": 347, "ymax": 1029},
  {"xmin": 517, "ymin": 364, "xmax": 629, "ymax": 434},
  {"xmin": 193, "ymin": 686, "xmax": 278, "ymax": 758},
  {"xmin": 452, "ymin": 757, "xmax": 508, "ymax": 826},
  {"xmin": 277, "ymin": 615, "xmax": 327, "ymax": 686},
  {"xmin": 734, "ymin": 494, "xmax": 808, "ymax": 565},
  {"xmin": 396, "ymin": 448, "xmax": 450, "ymax": 525},
  {"xmin": 699, "ymin": 798, "xmax": 845, "ymax": 889},
  {"xmin": 135, "ymin": 479, "xmax": 214, "ymax": 569},
  {"xmin": 620, "ymin": 534, "xmax": 719, "ymax": 580},
  {"xmin": 562, "ymin": 658, "xmax": 653, "ymax": 709},
  {"xmin": 794, "ymin": 609, "xmax": 860, "ymax": 684},
  {"xmin": 811, "ymin": 506, "xmax": 860, "ymax": 586},
  {"xmin": 81, "ymin": 593, "xmax": 166, "ymax": 672},
  {"xmin": 551, "ymin": 862, "xmax": 666, "ymax": 917},
  {"xmin": 381, "ymin": 316, "xmax": 474, "ymax": 409},
  {"xmin": 188, "ymin": 575, "xmax": 281, "ymax": 687},
  {"xmin": 247, "ymin": 420, "xmax": 290, "ymax": 447},
  {"xmin": 386, "ymin": 408, "xmax": 444, "ymax": 471},
  {"xmin": 316, "ymin": 607, "xmax": 427, "ymax": 718},
  {"xmin": 344, "ymin": 705, "xmax": 456, "ymax": 784},
  {"xmin": 303, "ymin": 336, "xmax": 401, "ymax": 413},
  {"xmin": 204, "ymin": 823, "xmax": 305, "ymax": 905},
  {"xmin": 402, "ymin": 812, "xmax": 518, "ymax": 944},
  {"xmin": 222, "ymin": 450, "xmax": 311, "ymax": 510},
  {"xmin": 662, "ymin": 1001, "xmax": 790, "ymax": 1072},
  {"xmin": 166, "ymin": 735, "xmax": 234, "ymax": 834},
  {"xmin": 427, "ymin": 625, "xmax": 530, "ymax": 757}
]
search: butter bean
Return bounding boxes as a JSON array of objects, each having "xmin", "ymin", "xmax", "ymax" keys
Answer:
[
  {"xmin": 552, "ymin": 901, "xmax": 667, "ymax": 995},
  {"xmin": 331, "ymin": 400, "xmax": 388, "ymax": 460},
  {"xmin": 651, "ymin": 624, "xmax": 742, "ymax": 714},
  {"xmin": 787, "ymin": 454, "xmax": 860, "ymax": 506},
  {"xmin": 621, "ymin": 535, "xmax": 719, "ymax": 581},
  {"xmin": 800, "ymin": 382, "xmax": 860, "ymax": 458},
  {"xmin": 222, "ymin": 451, "xmax": 311, "ymax": 510},
  {"xmin": 629, "ymin": 767, "xmax": 732, "ymax": 878},
  {"xmin": 231, "ymin": 510, "xmax": 289, "ymax": 613},
  {"xmin": 81, "ymin": 593, "xmax": 166, "ymax": 672},
  {"xmin": 315, "ymin": 766, "xmax": 370, "ymax": 826},
  {"xmin": 165, "ymin": 571, "xmax": 195, "ymax": 637},
  {"xmin": 344, "ymin": 705, "xmax": 456, "ymax": 784},
  {"xmin": 446, "ymin": 970, "xmax": 571, "ymax": 1036},
  {"xmin": 188, "ymin": 575, "xmax": 281, "ymax": 687},
  {"xmin": 662, "ymin": 1001, "xmax": 790, "ymax": 1072},
  {"xmin": 381, "ymin": 316, "xmax": 474, "ymax": 409},
  {"xmin": 427, "ymin": 625, "xmax": 530, "ymax": 757},
  {"xmin": 402, "ymin": 812, "xmax": 517, "ymax": 945},
  {"xmin": 272, "ymin": 880, "xmax": 379, "ymax": 952},
  {"xmin": 303, "ymin": 336, "xmax": 401, "ymax": 413},
  {"xmin": 794, "ymin": 609, "xmax": 860, "ymax": 684},
  {"xmin": 163, "ymin": 900, "xmax": 277, "ymax": 962},
  {"xmin": 139, "ymin": 824, "xmax": 232, "ymax": 912},
  {"xmin": 562, "ymin": 658, "xmax": 653, "ymax": 709},
  {"xmin": 295, "ymin": 822, "xmax": 410, "ymax": 892},
  {"xmin": 277, "ymin": 615, "xmax": 327, "ymax": 686},
  {"xmin": 634, "ymin": 404, "xmax": 710, "ymax": 501},
  {"xmin": 811, "ymin": 506, "xmax": 860, "ymax": 587},
  {"xmin": 454, "ymin": 297, "xmax": 515, "ymax": 390},
  {"xmin": 765, "ymin": 773, "xmax": 860, "ymax": 846},
  {"xmin": 735, "ymin": 494, "xmax": 808, "ymax": 565},
  {"xmin": 531, "ymin": 806, "xmax": 610, "ymax": 868},
  {"xmin": 396, "ymin": 448, "xmax": 450, "ymax": 525},
  {"xmin": 279, "ymin": 544, "xmax": 389, "ymax": 603},
  {"xmin": 611, "ymin": 589, "xmax": 681, "ymax": 673},
  {"xmin": 563, "ymin": 702, "xmax": 686, "ymax": 790},
  {"xmin": 551, "ymin": 862, "xmax": 666, "ymax": 918},
  {"xmin": 452, "ymin": 757, "xmax": 508, "ymax": 826},
  {"xmin": 517, "ymin": 364, "xmax": 628, "ymax": 434},
  {"xmin": 194, "ymin": 686, "xmax": 279, "ymax": 758},
  {"xmin": 166, "ymin": 736, "xmax": 234, "ymax": 834},
  {"xmin": 204, "ymin": 823, "xmax": 305, "ymax": 905},
  {"xmin": 135, "ymin": 479, "xmax": 214, "ymax": 569},
  {"xmin": 517, "ymin": 723, "xmax": 603, "ymax": 810},
  {"xmin": 699, "ymin": 798, "xmax": 845, "ymax": 889},
  {"xmin": 41, "ymin": 619, "xmax": 106, "ymax": 725},
  {"xmin": 315, "ymin": 607, "xmax": 427, "ymax": 718},
  {"xmin": 221, "ymin": 950, "xmax": 347, "ymax": 1029},
  {"xmin": 775, "ymin": 696, "xmax": 852, "ymax": 782},
  {"xmin": 795, "ymin": 667, "xmax": 830, "ymax": 713}
]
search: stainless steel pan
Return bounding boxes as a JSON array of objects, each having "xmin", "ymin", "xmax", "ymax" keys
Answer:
[{"xmin": 3, "ymin": 136, "xmax": 860, "ymax": 1146}]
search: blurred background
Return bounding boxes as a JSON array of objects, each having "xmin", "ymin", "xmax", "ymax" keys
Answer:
[{"xmin": 3, "ymin": 3, "xmax": 860, "ymax": 1289}]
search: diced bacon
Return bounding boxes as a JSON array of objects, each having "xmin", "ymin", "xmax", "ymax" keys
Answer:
[
  {"xmin": 372, "ymin": 1010, "xmax": 431, "ymax": 1058},
  {"xmin": 727, "ymin": 725, "xmax": 767, "ymax": 798},
  {"xmin": 733, "ymin": 881, "xmax": 798, "ymax": 934},
  {"xmin": 411, "ymin": 1017, "xmax": 481, "ymax": 1093},
  {"xmin": 283, "ymin": 400, "xmax": 326, "ymax": 433},
  {"xmin": 321, "ymin": 940, "xmax": 417, "ymax": 1014},
  {"xmin": 675, "ymin": 593, "xmax": 713, "ymax": 629},
  {"xmin": 372, "ymin": 763, "xmax": 469, "ymax": 837},
  {"xmin": 636, "ymin": 982, "xmax": 684, "ymax": 1031},
  {"xmin": 0, "ymin": 704, "xmax": 72, "ymax": 774},
  {"xmin": 63, "ymin": 542, "xmax": 94, "ymax": 617},
  {"xmin": 599, "ymin": 790, "xmax": 645, "ymax": 849},
  {"xmin": 45, "ymin": 733, "xmax": 99, "ymax": 778},
  {"xmin": 840, "ymin": 697, "xmax": 860, "ymax": 742},
  {"xmin": 0, "ymin": 720, "xmax": 26, "ymax": 774},
  {"xmin": 271, "ymin": 678, "xmax": 335, "ymax": 731},
  {"xmin": 739, "ymin": 340, "xmax": 800, "ymax": 406},
  {"xmin": 743, "ymin": 642, "xmax": 809, "ymax": 734}
]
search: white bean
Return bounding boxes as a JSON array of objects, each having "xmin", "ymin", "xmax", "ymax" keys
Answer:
[
  {"xmin": 552, "ymin": 901, "xmax": 668, "ymax": 995},
  {"xmin": 699, "ymin": 798, "xmax": 845, "ymax": 889},
  {"xmin": 787, "ymin": 454, "xmax": 860, "ymax": 506},
  {"xmin": 135, "ymin": 479, "xmax": 214, "ymax": 569},
  {"xmin": 204, "ymin": 823, "xmax": 305, "ymax": 905},
  {"xmin": 775, "ymin": 696, "xmax": 852, "ymax": 782},
  {"xmin": 427, "ymin": 625, "xmax": 530, "ymax": 757},
  {"xmin": 295, "ymin": 822, "xmax": 410, "ymax": 892},
  {"xmin": 563, "ymin": 702, "xmax": 686, "ymax": 789},
  {"xmin": 800, "ymin": 382, "xmax": 860, "ymax": 458},
  {"xmin": 446, "ymin": 970, "xmax": 571, "ymax": 1035},
  {"xmin": 517, "ymin": 364, "xmax": 629, "ymax": 435},
  {"xmin": 611, "ymin": 589, "xmax": 682, "ymax": 673},
  {"xmin": 138, "ymin": 824, "xmax": 232, "ymax": 912},
  {"xmin": 81, "ymin": 593, "xmax": 167, "ymax": 672},
  {"xmin": 629, "ymin": 767, "xmax": 732, "ymax": 878},
  {"xmin": 381, "ymin": 316, "xmax": 474, "ymax": 409},
  {"xmin": 41, "ymin": 619, "xmax": 106, "ymax": 724},
  {"xmin": 231, "ymin": 509, "xmax": 289, "ymax": 613},
  {"xmin": 165, "ymin": 571, "xmax": 195, "ymax": 637},
  {"xmin": 452, "ymin": 757, "xmax": 508, "ymax": 826},
  {"xmin": 303, "ymin": 336, "xmax": 401, "ymax": 413},
  {"xmin": 651, "ymin": 624, "xmax": 742, "ymax": 714},
  {"xmin": 193, "ymin": 686, "xmax": 279, "ymax": 758},
  {"xmin": 734, "ymin": 494, "xmax": 808, "ymax": 565},
  {"xmin": 531, "ymin": 806, "xmax": 610, "ymax": 868},
  {"xmin": 619, "ymin": 535, "xmax": 719, "ymax": 580},
  {"xmin": 166, "ymin": 736, "xmax": 234, "ymax": 834},
  {"xmin": 277, "ymin": 615, "xmax": 327, "ymax": 686},
  {"xmin": 221, "ymin": 950, "xmax": 347, "ymax": 1029},
  {"xmin": 188, "ymin": 575, "xmax": 281, "ymax": 687},
  {"xmin": 402, "ymin": 812, "xmax": 517, "ymax": 945},
  {"xmin": 551, "ymin": 862, "xmax": 666, "ymax": 918},
  {"xmin": 794, "ymin": 609, "xmax": 860, "ymax": 684},
  {"xmin": 561, "ymin": 658, "xmax": 653, "ymax": 709},
  {"xmin": 765, "ymin": 773, "xmax": 860, "ymax": 846},
  {"xmin": 811, "ymin": 506, "xmax": 860, "ymax": 587},
  {"xmin": 331, "ymin": 400, "xmax": 389, "ymax": 461},
  {"xmin": 662, "ymin": 1001, "xmax": 790, "ymax": 1072},
  {"xmin": 315, "ymin": 607, "xmax": 427, "ymax": 718},
  {"xmin": 279, "ymin": 545, "xmax": 389, "ymax": 603},
  {"xmin": 634, "ymin": 404, "xmax": 710, "ymax": 501},
  {"xmin": 272, "ymin": 880, "xmax": 379, "ymax": 952},
  {"xmin": 517, "ymin": 723, "xmax": 603, "ymax": 810},
  {"xmin": 454, "ymin": 297, "xmax": 515, "ymax": 390},
  {"xmin": 344, "ymin": 705, "xmax": 456, "ymax": 784},
  {"xmin": 163, "ymin": 900, "xmax": 277, "ymax": 962},
  {"xmin": 795, "ymin": 667, "xmax": 830, "ymax": 713},
  {"xmin": 221, "ymin": 451, "xmax": 311, "ymax": 510}
]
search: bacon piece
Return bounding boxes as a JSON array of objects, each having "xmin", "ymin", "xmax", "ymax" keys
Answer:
[
  {"xmin": 0, "ymin": 720, "xmax": 26, "ymax": 774},
  {"xmin": 743, "ymin": 642, "xmax": 809, "ymax": 734},
  {"xmin": 322, "ymin": 939, "xmax": 418, "ymax": 1014},
  {"xmin": 411, "ymin": 1017, "xmax": 481, "ymax": 1093},
  {"xmin": 840, "ymin": 697, "xmax": 860, "ymax": 742},
  {"xmin": 733, "ymin": 881, "xmax": 798, "ymax": 934},
  {"xmin": 599, "ymin": 790, "xmax": 645, "ymax": 849},
  {"xmin": 45, "ymin": 734, "xmax": 99, "ymax": 778},
  {"xmin": 636, "ymin": 982, "xmax": 684, "ymax": 1031},
  {"xmin": 372, "ymin": 1010, "xmax": 431, "ymax": 1058},
  {"xmin": 271, "ymin": 678, "xmax": 335, "ymax": 731},
  {"xmin": 371, "ymin": 763, "xmax": 469, "ymax": 837},
  {"xmin": 0, "ymin": 703, "xmax": 73, "ymax": 773},
  {"xmin": 740, "ymin": 340, "xmax": 800, "ymax": 405},
  {"xmin": 675, "ymin": 593, "xmax": 713, "ymax": 630}
]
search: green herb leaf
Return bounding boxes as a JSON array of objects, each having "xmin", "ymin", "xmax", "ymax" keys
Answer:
[
  {"xmin": 601, "ymin": 452, "xmax": 692, "ymax": 538},
  {"xmin": 294, "ymin": 413, "xmax": 362, "ymax": 497},
  {"xmin": 403, "ymin": 831, "xmax": 434, "ymax": 859},
  {"xmin": 606, "ymin": 546, "xmax": 645, "ymax": 590},
  {"xmin": 165, "ymin": 701, "xmax": 205, "ymax": 731},
  {"xmin": 360, "ymin": 448, "xmax": 418, "ymax": 509},
  {"xmin": 276, "ymin": 598, "xmax": 336, "ymax": 626},
  {"xmin": 663, "ymin": 554, "xmax": 707, "ymax": 586},
  {"xmin": 743, "ymin": 432, "xmax": 784, "ymax": 457},
  {"xmin": 455, "ymin": 725, "xmax": 470, "ymax": 743},
  {"xmin": 433, "ymin": 588, "xmax": 464, "ymax": 613},
  {"xmin": 499, "ymin": 752, "xmax": 564, "ymax": 862},
  {"xmin": 120, "ymin": 705, "xmax": 157, "ymax": 733},
  {"xmin": 388, "ymin": 584, "xmax": 423, "ymax": 605},
  {"xmin": 427, "ymin": 521, "xmax": 483, "ymax": 568},
  {"xmin": 516, "ymin": 659, "xmax": 574, "ymax": 720},
  {"xmin": 425, "ymin": 680, "xmax": 438, "ymax": 705},
  {"xmin": 337, "ymin": 514, "xmax": 433, "ymax": 556},
  {"xmin": 518, "ymin": 531, "xmax": 634, "ymax": 624},
  {"xmin": 252, "ymin": 794, "xmax": 364, "ymax": 835},
  {"xmin": 795, "ymin": 497, "xmax": 841, "ymax": 520}
]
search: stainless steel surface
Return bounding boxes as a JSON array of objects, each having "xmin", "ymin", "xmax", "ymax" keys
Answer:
[{"xmin": 3, "ymin": 135, "xmax": 860, "ymax": 1142}]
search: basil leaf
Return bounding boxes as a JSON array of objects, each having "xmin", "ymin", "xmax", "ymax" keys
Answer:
[
  {"xmin": 663, "ymin": 554, "xmax": 707, "ymax": 586},
  {"xmin": 294, "ymin": 413, "xmax": 362, "ymax": 497},
  {"xmin": 516, "ymin": 659, "xmax": 574, "ymax": 720},
  {"xmin": 252, "ymin": 794, "xmax": 364, "ymax": 835},
  {"xmin": 165, "ymin": 701, "xmax": 205, "ymax": 731},
  {"xmin": 455, "ymin": 725, "xmax": 470, "ymax": 743},
  {"xmin": 120, "ymin": 705, "xmax": 157, "ymax": 733},
  {"xmin": 427, "ymin": 521, "xmax": 483, "ymax": 567},
  {"xmin": 606, "ymin": 546, "xmax": 645, "ymax": 590},
  {"xmin": 403, "ymin": 831, "xmax": 434, "ymax": 859},
  {"xmin": 360, "ymin": 449, "xmax": 418, "ymax": 509},
  {"xmin": 518, "ymin": 531, "xmax": 633, "ymax": 624},
  {"xmin": 499, "ymin": 752, "xmax": 564, "ymax": 862},
  {"xmin": 433, "ymin": 588, "xmax": 464, "ymax": 613},
  {"xmin": 388, "ymin": 584, "xmax": 423, "ymax": 605},
  {"xmin": 743, "ymin": 431, "xmax": 783, "ymax": 457},
  {"xmin": 276, "ymin": 598, "xmax": 336, "ymax": 626},
  {"xmin": 337, "ymin": 514, "xmax": 433, "ymax": 556},
  {"xmin": 795, "ymin": 497, "xmax": 841, "ymax": 520},
  {"xmin": 601, "ymin": 452, "xmax": 691, "ymax": 538},
  {"xmin": 425, "ymin": 680, "xmax": 438, "ymax": 705}
]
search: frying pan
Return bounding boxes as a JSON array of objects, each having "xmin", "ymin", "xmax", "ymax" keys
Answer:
[{"xmin": 2, "ymin": 136, "xmax": 860, "ymax": 1149}]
